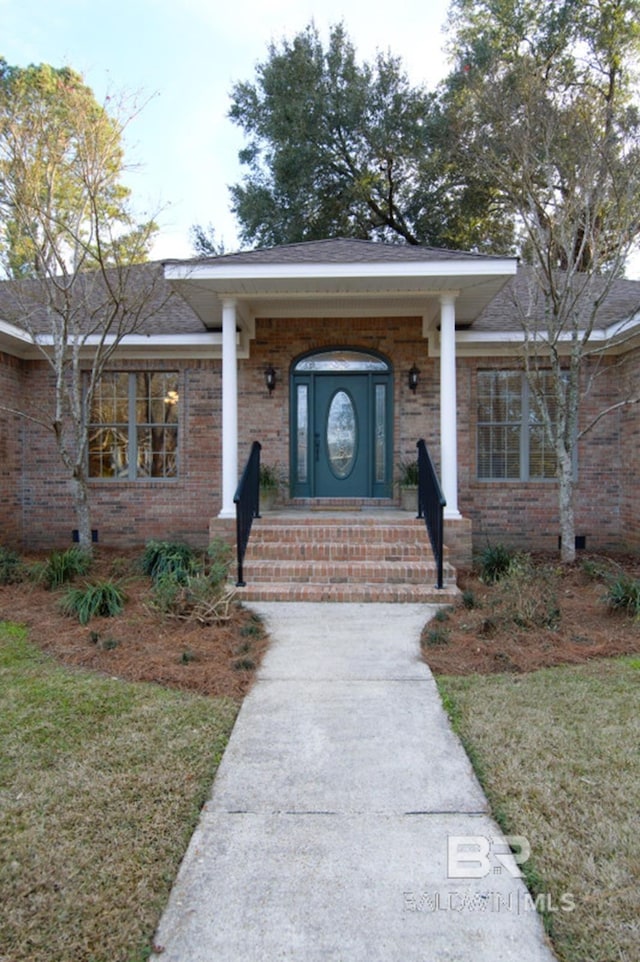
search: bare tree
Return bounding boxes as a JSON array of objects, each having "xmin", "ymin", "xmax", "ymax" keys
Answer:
[
  {"xmin": 447, "ymin": 0, "xmax": 640, "ymax": 560},
  {"xmin": 0, "ymin": 61, "xmax": 169, "ymax": 549}
]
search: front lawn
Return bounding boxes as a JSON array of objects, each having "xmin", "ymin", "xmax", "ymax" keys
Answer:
[
  {"xmin": 0, "ymin": 622, "xmax": 238, "ymax": 962},
  {"xmin": 437, "ymin": 657, "xmax": 640, "ymax": 962}
]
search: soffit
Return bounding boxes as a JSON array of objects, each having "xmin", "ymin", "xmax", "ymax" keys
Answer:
[{"xmin": 164, "ymin": 259, "xmax": 519, "ymax": 331}]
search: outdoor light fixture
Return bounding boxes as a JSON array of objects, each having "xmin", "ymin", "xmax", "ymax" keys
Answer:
[
  {"xmin": 408, "ymin": 365, "xmax": 420, "ymax": 392},
  {"xmin": 264, "ymin": 365, "xmax": 277, "ymax": 394}
]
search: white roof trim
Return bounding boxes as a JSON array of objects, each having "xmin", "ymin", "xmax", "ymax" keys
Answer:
[
  {"xmin": 164, "ymin": 259, "xmax": 519, "ymax": 283},
  {"xmin": 0, "ymin": 331, "xmax": 249, "ymax": 361}
]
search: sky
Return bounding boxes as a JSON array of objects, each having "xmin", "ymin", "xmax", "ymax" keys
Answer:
[{"xmin": 1, "ymin": 0, "xmax": 453, "ymax": 260}]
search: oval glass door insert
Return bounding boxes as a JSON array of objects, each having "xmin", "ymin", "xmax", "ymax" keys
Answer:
[{"xmin": 326, "ymin": 390, "xmax": 357, "ymax": 478}]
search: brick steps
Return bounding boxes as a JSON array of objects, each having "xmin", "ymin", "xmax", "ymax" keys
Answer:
[
  {"xmin": 234, "ymin": 512, "xmax": 457, "ymax": 604},
  {"xmin": 235, "ymin": 582, "xmax": 460, "ymax": 604}
]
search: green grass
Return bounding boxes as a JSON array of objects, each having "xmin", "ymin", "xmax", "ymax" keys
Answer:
[
  {"xmin": 0, "ymin": 622, "xmax": 238, "ymax": 962},
  {"xmin": 437, "ymin": 657, "xmax": 640, "ymax": 962}
]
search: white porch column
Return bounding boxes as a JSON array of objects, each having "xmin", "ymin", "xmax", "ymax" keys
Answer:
[
  {"xmin": 440, "ymin": 294, "xmax": 461, "ymax": 519},
  {"xmin": 219, "ymin": 298, "xmax": 238, "ymax": 519}
]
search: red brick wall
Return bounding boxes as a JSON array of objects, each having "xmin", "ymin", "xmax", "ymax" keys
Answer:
[
  {"xmin": 17, "ymin": 359, "xmax": 222, "ymax": 551},
  {"xmin": 458, "ymin": 355, "xmax": 631, "ymax": 554},
  {"xmin": 6, "ymin": 319, "xmax": 640, "ymax": 555},
  {"xmin": 237, "ymin": 315, "xmax": 439, "ymax": 482},
  {"xmin": 619, "ymin": 345, "xmax": 640, "ymax": 550},
  {"xmin": 0, "ymin": 351, "xmax": 24, "ymax": 547}
]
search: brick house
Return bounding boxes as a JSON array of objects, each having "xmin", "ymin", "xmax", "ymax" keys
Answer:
[{"xmin": 1, "ymin": 239, "xmax": 639, "ymax": 597}]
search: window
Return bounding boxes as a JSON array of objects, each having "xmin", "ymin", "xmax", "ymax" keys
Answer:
[
  {"xmin": 477, "ymin": 371, "xmax": 562, "ymax": 481},
  {"xmin": 88, "ymin": 372, "xmax": 179, "ymax": 479}
]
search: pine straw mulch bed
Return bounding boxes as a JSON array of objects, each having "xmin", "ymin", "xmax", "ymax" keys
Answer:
[
  {"xmin": 421, "ymin": 552, "xmax": 640, "ymax": 676},
  {"xmin": 1, "ymin": 550, "xmax": 639, "ymax": 693},
  {"xmin": 0, "ymin": 549, "xmax": 269, "ymax": 701}
]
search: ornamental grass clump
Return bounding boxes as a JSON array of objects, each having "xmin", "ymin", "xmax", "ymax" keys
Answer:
[
  {"xmin": 604, "ymin": 573, "xmax": 640, "ymax": 618},
  {"xmin": 60, "ymin": 580, "xmax": 126, "ymax": 625},
  {"xmin": 477, "ymin": 542, "xmax": 513, "ymax": 584},
  {"xmin": 33, "ymin": 546, "xmax": 91, "ymax": 590},
  {"xmin": 140, "ymin": 540, "xmax": 200, "ymax": 585}
]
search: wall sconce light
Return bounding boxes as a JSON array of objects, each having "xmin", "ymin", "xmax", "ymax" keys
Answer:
[
  {"xmin": 264, "ymin": 365, "xmax": 276, "ymax": 394},
  {"xmin": 408, "ymin": 364, "xmax": 420, "ymax": 392}
]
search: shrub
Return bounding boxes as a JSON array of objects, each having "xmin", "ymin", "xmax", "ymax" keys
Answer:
[
  {"xmin": 140, "ymin": 540, "xmax": 200, "ymax": 584},
  {"xmin": 461, "ymin": 589, "xmax": 477, "ymax": 610},
  {"xmin": 60, "ymin": 580, "xmax": 126, "ymax": 625},
  {"xmin": 604, "ymin": 574, "xmax": 640, "ymax": 618},
  {"xmin": 207, "ymin": 538, "xmax": 233, "ymax": 588},
  {"xmin": 478, "ymin": 543, "xmax": 513, "ymax": 584},
  {"xmin": 149, "ymin": 540, "xmax": 235, "ymax": 625},
  {"xmin": 421, "ymin": 624, "xmax": 450, "ymax": 647},
  {"xmin": 493, "ymin": 553, "xmax": 560, "ymax": 629},
  {"xmin": 0, "ymin": 546, "xmax": 24, "ymax": 585},
  {"xmin": 33, "ymin": 547, "xmax": 91, "ymax": 590}
]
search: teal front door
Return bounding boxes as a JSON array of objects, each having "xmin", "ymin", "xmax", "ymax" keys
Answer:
[
  {"xmin": 315, "ymin": 375, "xmax": 370, "ymax": 497},
  {"xmin": 291, "ymin": 349, "xmax": 393, "ymax": 499}
]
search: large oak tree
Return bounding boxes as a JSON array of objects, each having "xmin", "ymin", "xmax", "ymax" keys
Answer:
[{"xmin": 220, "ymin": 22, "xmax": 514, "ymax": 253}]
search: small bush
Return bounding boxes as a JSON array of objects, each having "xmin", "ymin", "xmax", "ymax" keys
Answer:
[
  {"xmin": 0, "ymin": 546, "xmax": 24, "ymax": 585},
  {"xmin": 61, "ymin": 580, "xmax": 126, "ymax": 625},
  {"xmin": 461, "ymin": 589, "xmax": 477, "ymax": 610},
  {"xmin": 140, "ymin": 540, "xmax": 200, "ymax": 584},
  {"xmin": 493, "ymin": 553, "xmax": 560, "ymax": 629},
  {"xmin": 478, "ymin": 543, "xmax": 513, "ymax": 584},
  {"xmin": 580, "ymin": 557, "xmax": 614, "ymax": 582},
  {"xmin": 434, "ymin": 607, "xmax": 450, "ymax": 623},
  {"xmin": 207, "ymin": 538, "xmax": 233, "ymax": 588},
  {"xmin": 422, "ymin": 625, "xmax": 450, "ymax": 647},
  {"xmin": 34, "ymin": 547, "xmax": 91, "ymax": 590},
  {"xmin": 604, "ymin": 574, "xmax": 640, "ymax": 618}
]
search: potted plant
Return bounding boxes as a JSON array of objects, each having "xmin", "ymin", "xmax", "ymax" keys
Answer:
[
  {"xmin": 397, "ymin": 458, "xmax": 419, "ymax": 512},
  {"xmin": 259, "ymin": 463, "xmax": 280, "ymax": 512}
]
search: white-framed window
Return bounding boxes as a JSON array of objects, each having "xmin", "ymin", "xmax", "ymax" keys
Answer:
[
  {"xmin": 477, "ymin": 370, "xmax": 561, "ymax": 481},
  {"xmin": 88, "ymin": 371, "xmax": 179, "ymax": 480}
]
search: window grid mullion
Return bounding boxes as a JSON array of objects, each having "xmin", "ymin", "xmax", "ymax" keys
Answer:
[
  {"xmin": 521, "ymin": 376, "xmax": 529, "ymax": 482},
  {"xmin": 129, "ymin": 374, "xmax": 137, "ymax": 481}
]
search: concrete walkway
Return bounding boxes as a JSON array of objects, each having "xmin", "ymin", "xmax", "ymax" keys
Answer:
[{"xmin": 152, "ymin": 604, "xmax": 557, "ymax": 962}]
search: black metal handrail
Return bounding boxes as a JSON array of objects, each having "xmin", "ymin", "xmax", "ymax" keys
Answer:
[
  {"xmin": 234, "ymin": 441, "xmax": 261, "ymax": 586},
  {"xmin": 416, "ymin": 439, "xmax": 446, "ymax": 590}
]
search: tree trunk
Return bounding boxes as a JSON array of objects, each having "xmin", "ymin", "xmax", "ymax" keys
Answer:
[
  {"xmin": 557, "ymin": 450, "xmax": 576, "ymax": 564},
  {"xmin": 72, "ymin": 472, "xmax": 93, "ymax": 553}
]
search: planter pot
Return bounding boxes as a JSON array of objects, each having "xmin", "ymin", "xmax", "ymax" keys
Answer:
[
  {"xmin": 259, "ymin": 488, "xmax": 277, "ymax": 512},
  {"xmin": 400, "ymin": 485, "xmax": 418, "ymax": 513}
]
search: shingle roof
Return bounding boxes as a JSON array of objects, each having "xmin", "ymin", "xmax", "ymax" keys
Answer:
[
  {"xmin": 0, "ymin": 262, "xmax": 207, "ymax": 337},
  {"xmin": 473, "ymin": 266, "xmax": 640, "ymax": 332},
  {"xmin": 164, "ymin": 237, "xmax": 510, "ymax": 268}
]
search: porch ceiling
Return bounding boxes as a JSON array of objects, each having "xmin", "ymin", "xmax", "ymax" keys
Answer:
[{"xmin": 163, "ymin": 257, "xmax": 518, "ymax": 334}]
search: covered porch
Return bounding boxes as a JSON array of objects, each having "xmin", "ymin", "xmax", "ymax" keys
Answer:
[{"xmin": 164, "ymin": 240, "xmax": 518, "ymax": 588}]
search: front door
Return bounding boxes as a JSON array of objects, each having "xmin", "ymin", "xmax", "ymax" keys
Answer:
[{"xmin": 291, "ymin": 349, "xmax": 392, "ymax": 499}]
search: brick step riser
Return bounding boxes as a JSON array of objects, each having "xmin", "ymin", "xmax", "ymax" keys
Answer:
[
  {"xmin": 236, "ymin": 583, "xmax": 458, "ymax": 604},
  {"xmin": 241, "ymin": 562, "xmax": 454, "ymax": 586},
  {"xmin": 249, "ymin": 527, "xmax": 433, "ymax": 545},
  {"xmin": 245, "ymin": 543, "xmax": 430, "ymax": 561}
]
